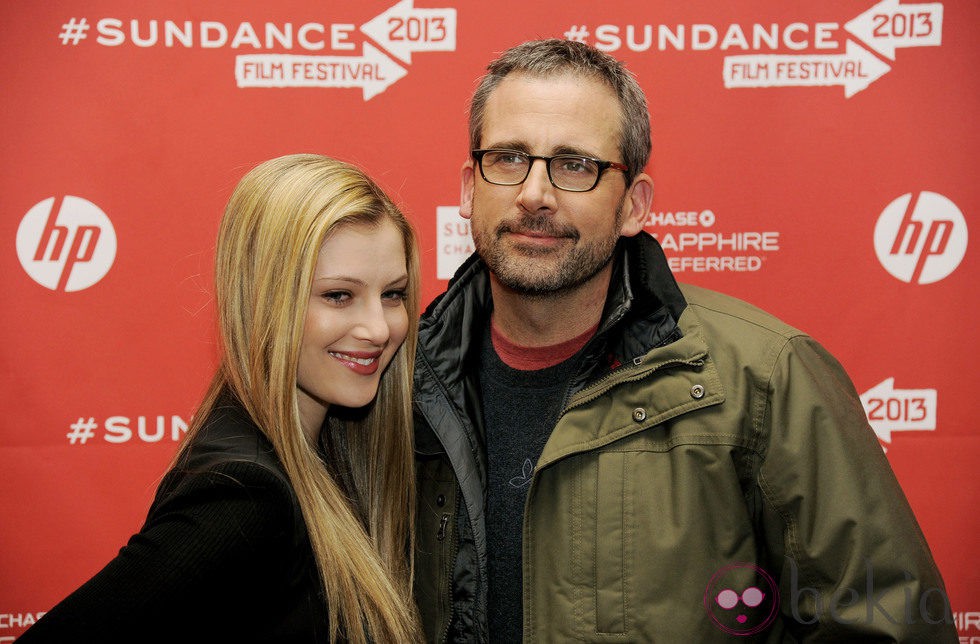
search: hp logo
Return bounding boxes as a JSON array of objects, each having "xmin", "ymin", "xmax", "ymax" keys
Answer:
[
  {"xmin": 16, "ymin": 196, "xmax": 117, "ymax": 292},
  {"xmin": 873, "ymin": 191, "xmax": 968, "ymax": 285}
]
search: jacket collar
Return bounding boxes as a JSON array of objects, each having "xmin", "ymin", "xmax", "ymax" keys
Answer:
[
  {"xmin": 419, "ymin": 232, "xmax": 687, "ymax": 349},
  {"xmin": 414, "ymin": 232, "xmax": 691, "ymax": 444},
  {"xmin": 596, "ymin": 234, "xmax": 688, "ymax": 367}
]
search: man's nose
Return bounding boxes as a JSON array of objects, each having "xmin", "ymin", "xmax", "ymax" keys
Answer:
[{"xmin": 517, "ymin": 158, "xmax": 558, "ymax": 213}]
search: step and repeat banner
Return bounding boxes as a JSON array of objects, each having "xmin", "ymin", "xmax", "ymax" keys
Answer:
[{"xmin": 2, "ymin": 0, "xmax": 977, "ymax": 640}]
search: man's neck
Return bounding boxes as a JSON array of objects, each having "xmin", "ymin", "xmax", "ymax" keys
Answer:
[{"xmin": 488, "ymin": 263, "xmax": 612, "ymax": 347}]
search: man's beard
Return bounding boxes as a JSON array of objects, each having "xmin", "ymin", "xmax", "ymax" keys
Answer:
[{"xmin": 471, "ymin": 201, "xmax": 625, "ymax": 298}]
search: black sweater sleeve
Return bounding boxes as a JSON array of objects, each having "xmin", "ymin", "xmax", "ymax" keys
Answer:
[{"xmin": 18, "ymin": 460, "xmax": 297, "ymax": 643}]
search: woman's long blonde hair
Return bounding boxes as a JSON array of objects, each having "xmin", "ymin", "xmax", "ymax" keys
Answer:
[{"xmin": 183, "ymin": 153, "xmax": 422, "ymax": 643}]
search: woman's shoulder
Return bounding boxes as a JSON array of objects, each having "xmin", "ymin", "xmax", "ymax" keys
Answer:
[
  {"xmin": 157, "ymin": 398, "xmax": 296, "ymax": 509},
  {"xmin": 178, "ymin": 397, "xmax": 285, "ymax": 475}
]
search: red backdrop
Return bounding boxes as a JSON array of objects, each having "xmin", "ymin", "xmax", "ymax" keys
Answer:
[{"xmin": 2, "ymin": 1, "xmax": 977, "ymax": 640}]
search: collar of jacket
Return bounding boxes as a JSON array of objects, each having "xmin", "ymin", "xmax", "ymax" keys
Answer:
[{"xmin": 414, "ymin": 232, "xmax": 691, "ymax": 455}]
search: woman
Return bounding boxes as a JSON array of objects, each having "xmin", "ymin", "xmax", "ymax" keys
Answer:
[{"xmin": 19, "ymin": 154, "xmax": 423, "ymax": 643}]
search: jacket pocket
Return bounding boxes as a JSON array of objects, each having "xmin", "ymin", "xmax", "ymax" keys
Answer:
[
  {"xmin": 595, "ymin": 452, "xmax": 629, "ymax": 634},
  {"xmin": 414, "ymin": 455, "xmax": 457, "ymax": 643}
]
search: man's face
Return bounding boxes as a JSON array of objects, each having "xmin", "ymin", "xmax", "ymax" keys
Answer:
[{"xmin": 461, "ymin": 73, "xmax": 646, "ymax": 296}]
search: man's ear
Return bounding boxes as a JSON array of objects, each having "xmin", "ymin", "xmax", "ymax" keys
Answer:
[
  {"xmin": 460, "ymin": 160, "xmax": 476, "ymax": 219},
  {"xmin": 619, "ymin": 173, "xmax": 653, "ymax": 237}
]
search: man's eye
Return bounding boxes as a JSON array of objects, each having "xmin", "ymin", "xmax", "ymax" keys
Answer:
[
  {"xmin": 558, "ymin": 158, "xmax": 592, "ymax": 174},
  {"xmin": 490, "ymin": 152, "xmax": 527, "ymax": 166}
]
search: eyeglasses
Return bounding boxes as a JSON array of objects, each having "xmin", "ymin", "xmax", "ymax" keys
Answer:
[{"xmin": 471, "ymin": 149, "xmax": 629, "ymax": 192}]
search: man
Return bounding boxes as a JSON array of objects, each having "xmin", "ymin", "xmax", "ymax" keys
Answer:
[{"xmin": 413, "ymin": 39, "xmax": 955, "ymax": 642}]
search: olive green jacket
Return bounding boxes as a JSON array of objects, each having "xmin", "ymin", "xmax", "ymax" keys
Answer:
[{"xmin": 413, "ymin": 233, "xmax": 955, "ymax": 642}]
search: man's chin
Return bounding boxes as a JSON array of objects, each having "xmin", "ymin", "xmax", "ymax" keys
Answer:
[
  {"xmin": 507, "ymin": 241, "xmax": 565, "ymax": 258},
  {"xmin": 490, "ymin": 249, "xmax": 615, "ymax": 298},
  {"xmin": 503, "ymin": 231, "xmax": 572, "ymax": 250},
  {"xmin": 492, "ymin": 262, "xmax": 577, "ymax": 296}
]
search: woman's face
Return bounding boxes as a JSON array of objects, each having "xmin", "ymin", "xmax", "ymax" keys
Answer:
[{"xmin": 296, "ymin": 219, "xmax": 409, "ymax": 435}]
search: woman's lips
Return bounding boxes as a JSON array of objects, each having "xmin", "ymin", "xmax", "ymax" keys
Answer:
[{"xmin": 328, "ymin": 350, "xmax": 382, "ymax": 375}]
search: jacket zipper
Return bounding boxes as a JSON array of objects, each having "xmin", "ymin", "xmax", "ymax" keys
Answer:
[
  {"xmin": 439, "ymin": 506, "xmax": 459, "ymax": 644},
  {"xmin": 565, "ymin": 356, "xmax": 706, "ymax": 413}
]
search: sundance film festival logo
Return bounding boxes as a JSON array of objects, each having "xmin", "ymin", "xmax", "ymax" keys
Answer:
[
  {"xmin": 873, "ymin": 191, "xmax": 967, "ymax": 284},
  {"xmin": 55, "ymin": 1, "xmax": 458, "ymax": 101},
  {"xmin": 16, "ymin": 196, "xmax": 117, "ymax": 292}
]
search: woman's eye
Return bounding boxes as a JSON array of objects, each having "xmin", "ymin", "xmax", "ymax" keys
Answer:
[
  {"xmin": 322, "ymin": 291, "xmax": 351, "ymax": 304},
  {"xmin": 382, "ymin": 289, "xmax": 408, "ymax": 303}
]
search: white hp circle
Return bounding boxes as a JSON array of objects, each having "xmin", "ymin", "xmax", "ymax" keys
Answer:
[
  {"xmin": 873, "ymin": 191, "xmax": 967, "ymax": 285},
  {"xmin": 16, "ymin": 196, "xmax": 117, "ymax": 292}
]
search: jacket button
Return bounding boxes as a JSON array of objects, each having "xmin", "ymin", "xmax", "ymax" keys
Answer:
[
  {"xmin": 436, "ymin": 494, "xmax": 446, "ymax": 507},
  {"xmin": 691, "ymin": 384, "xmax": 705, "ymax": 399},
  {"xmin": 632, "ymin": 407, "xmax": 646, "ymax": 422}
]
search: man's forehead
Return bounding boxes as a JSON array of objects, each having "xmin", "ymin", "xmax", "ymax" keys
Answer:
[{"xmin": 480, "ymin": 73, "xmax": 622, "ymax": 155}]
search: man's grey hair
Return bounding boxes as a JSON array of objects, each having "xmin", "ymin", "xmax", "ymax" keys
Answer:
[{"xmin": 468, "ymin": 38, "xmax": 651, "ymax": 185}]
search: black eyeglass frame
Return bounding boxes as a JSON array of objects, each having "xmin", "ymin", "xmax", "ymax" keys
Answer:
[{"xmin": 471, "ymin": 149, "xmax": 629, "ymax": 193}]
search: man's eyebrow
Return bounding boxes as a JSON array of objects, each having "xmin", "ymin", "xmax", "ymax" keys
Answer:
[
  {"xmin": 483, "ymin": 141, "xmax": 599, "ymax": 158},
  {"xmin": 552, "ymin": 144, "xmax": 598, "ymax": 158},
  {"xmin": 483, "ymin": 141, "xmax": 531, "ymax": 153}
]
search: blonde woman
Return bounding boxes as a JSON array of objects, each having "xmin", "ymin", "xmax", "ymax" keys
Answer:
[{"xmin": 20, "ymin": 154, "xmax": 423, "ymax": 643}]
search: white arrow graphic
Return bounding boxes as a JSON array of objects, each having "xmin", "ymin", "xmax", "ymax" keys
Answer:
[
  {"xmin": 845, "ymin": 0, "xmax": 943, "ymax": 60},
  {"xmin": 360, "ymin": 0, "xmax": 457, "ymax": 64},
  {"xmin": 723, "ymin": 40, "xmax": 891, "ymax": 98},
  {"xmin": 859, "ymin": 377, "xmax": 937, "ymax": 446},
  {"xmin": 235, "ymin": 43, "xmax": 407, "ymax": 101}
]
